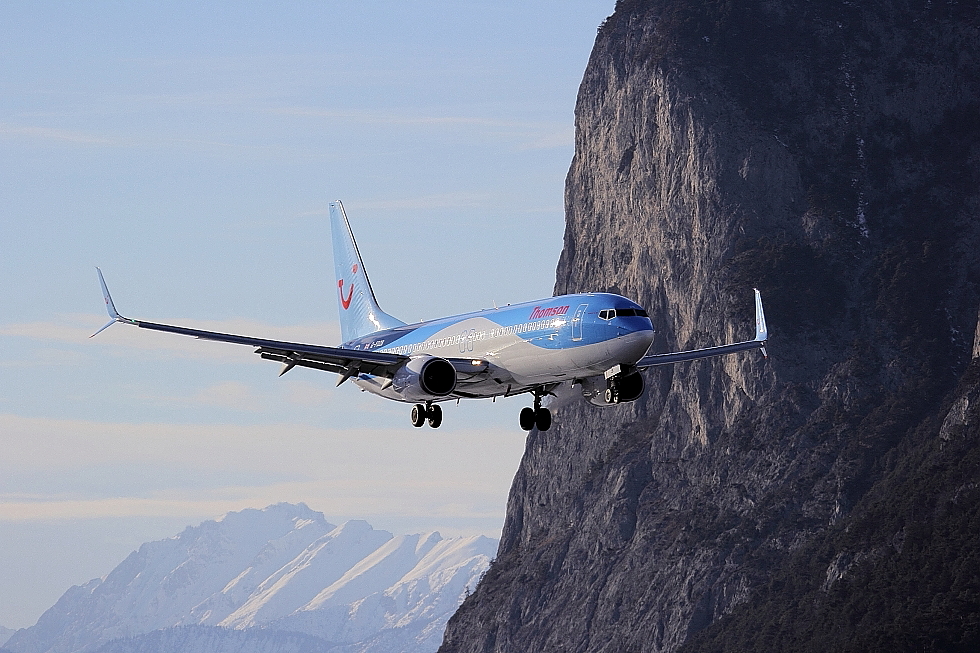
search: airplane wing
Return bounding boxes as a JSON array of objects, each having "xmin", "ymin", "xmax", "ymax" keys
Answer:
[
  {"xmin": 91, "ymin": 268, "xmax": 407, "ymax": 384},
  {"xmin": 637, "ymin": 288, "xmax": 768, "ymax": 368}
]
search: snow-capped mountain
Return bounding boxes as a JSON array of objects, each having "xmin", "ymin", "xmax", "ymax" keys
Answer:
[{"xmin": 3, "ymin": 504, "xmax": 496, "ymax": 653}]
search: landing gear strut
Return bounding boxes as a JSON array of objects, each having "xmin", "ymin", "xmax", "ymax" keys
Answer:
[
  {"xmin": 519, "ymin": 389, "xmax": 552, "ymax": 432},
  {"xmin": 411, "ymin": 403, "xmax": 442, "ymax": 428}
]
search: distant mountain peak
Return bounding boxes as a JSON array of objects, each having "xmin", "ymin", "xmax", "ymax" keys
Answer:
[
  {"xmin": 0, "ymin": 625, "xmax": 16, "ymax": 647},
  {"xmin": 4, "ymin": 504, "xmax": 497, "ymax": 653}
]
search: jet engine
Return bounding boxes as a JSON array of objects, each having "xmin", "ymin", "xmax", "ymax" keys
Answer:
[
  {"xmin": 390, "ymin": 355, "xmax": 457, "ymax": 401},
  {"xmin": 579, "ymin": 371, "xmax": 644, "ymax": 406}
]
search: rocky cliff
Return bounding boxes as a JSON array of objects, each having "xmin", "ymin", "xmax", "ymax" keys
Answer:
[{"xmin": 440, "ymin": 1, "xmax": 980, "ymax": 651}]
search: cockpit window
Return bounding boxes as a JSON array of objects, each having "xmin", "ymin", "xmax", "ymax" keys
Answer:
[{"xmin": 599, "ymin": 308, "xmax": 649, "ymax": 320}]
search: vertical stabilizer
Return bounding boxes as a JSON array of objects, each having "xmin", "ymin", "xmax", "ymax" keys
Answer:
[{"xmin": 329, "ymin": 201, "xmax": 406, "ymax": 342}]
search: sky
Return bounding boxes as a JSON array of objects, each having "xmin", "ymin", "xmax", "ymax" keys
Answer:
[{"xmin": 0, "ymin": 0, "xmax": 615, "ymax": 630}]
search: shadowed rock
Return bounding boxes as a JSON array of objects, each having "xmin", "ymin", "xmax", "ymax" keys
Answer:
[{"xmin": 440, "ymin": 1, "xmax": 980, "ymax": 651}]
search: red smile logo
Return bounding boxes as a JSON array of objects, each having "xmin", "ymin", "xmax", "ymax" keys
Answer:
[
  {"xmin": 338, "ymin": 280, "xmax": 354, "ymax": 309},
  {"xmin": 338, "ymin": 264, "xmax": 358, "ymax": 310}
]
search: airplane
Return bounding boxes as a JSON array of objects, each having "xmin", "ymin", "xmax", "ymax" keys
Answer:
[{"xmin": 93, "ymin": 200, "xmax": 768, "ymax": 431}]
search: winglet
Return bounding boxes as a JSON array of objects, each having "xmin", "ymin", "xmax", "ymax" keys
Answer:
[
  {"xmin": 635, "ymin": 288, "xmax": 770, "ymax": 369},
  {"xmin": 753, "ymin": 288, "xmax": 768, "ymax": 342},
  {"xmin": 753, "ymin": 288, "xmax": 768, "ymax": 357},
  {"xmin": 91, "ymin": 268, "xmax": 135, "ymax": 337},
  {"xmin": 97, "ymin": 267, "xmax": 121, "ymax": 319}
]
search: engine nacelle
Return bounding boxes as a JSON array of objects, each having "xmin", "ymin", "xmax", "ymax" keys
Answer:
[
  {"xmin": 390, "ymin": 355, "xmax": 457, "ymax": 401},
  {"xmin": 580, "ymin": 371, "xmax": 644, "ymax": 407}
]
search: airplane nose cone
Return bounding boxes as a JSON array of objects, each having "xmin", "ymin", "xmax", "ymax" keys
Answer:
[{"xmin": 619, "ymin": 327, "xmax": 655, "ymax": 363}]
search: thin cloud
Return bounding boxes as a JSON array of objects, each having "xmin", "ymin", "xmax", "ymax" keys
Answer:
[
  {"xmin": 1, "ymin": 314, "xmax": 340, "ymax": 363},
  {"xmin": 0, "ymin": 413, "xmax": 523, "ymax": 523},
  {"xmin": 0, "ymin": 491, "xmax": 506, "ymax": 523},
  {"xmin": 0, "ymin": 412, "xmax": 525, "ymax": 483},
  {"xmin": 352, "ymin": 193, "xmax": 492, "ymax": 211},
  {"xmin": 518, "ymin": 125, "xmax": 575, "ymax": 150},
  {"xmin": 0, "ymin": 123, "xmax": 125, "ymax": 146},
  {"xmin": 0, "ymin": 122, "xmax": 299, "ymax": 158},
  {"xmin": 0, "ymin": 347, "xmax": 92, "ymax": 368},
  {"xmin": 282, "ymin": 380, "xmax": 336, "ymax": 408},
  {"xmin": 269, "ymin": 106, "xmax": 572, "ymax": 150},
  {"xmin": 0, "ymin": 497, "xmax": 250, "ymax": 521},
  {"xmin": 269, "ymin": 107, "xmax": 528, "ymax": 128},
  {"xmin": 191, "ymin": 381, "xmax": 266, "ymax": 411},
  {"xmin": 298, "ymin": 198, "xmax": 565, "ymax": 219}
]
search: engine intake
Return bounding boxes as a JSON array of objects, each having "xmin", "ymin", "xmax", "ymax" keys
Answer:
[
  {"xmin": 614, "ymin": 371, "xmax": 645, "ymax": 403},
  {"xmin": 580, "ymin": 371, "xmax": 645, "ymax": 406},
  {"xmin": 419, "ymin": 357, "xmax": 456, "ymax": 396},
  {"xmin": 391, "ymin": 355, "xmax": 457, "ymax": 400}
]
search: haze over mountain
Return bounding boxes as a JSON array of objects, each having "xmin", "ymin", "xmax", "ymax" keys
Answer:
[
  {"xmin": 441, "ymin": 1, "xmax": 980, "ymax": 652},
  {"xmin": 2, "ymin": 503, "xmax": 495, "ymax": 653}
]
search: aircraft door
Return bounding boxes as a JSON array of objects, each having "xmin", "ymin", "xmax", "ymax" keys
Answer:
[{"xmin": 571, "ymin": 303, "xmax": 588, "ymax": 341}]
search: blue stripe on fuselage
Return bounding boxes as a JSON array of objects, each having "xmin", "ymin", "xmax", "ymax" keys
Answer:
[{"xmin": 340, "ymin": 293, "xmax": 652, "ymax": 354}]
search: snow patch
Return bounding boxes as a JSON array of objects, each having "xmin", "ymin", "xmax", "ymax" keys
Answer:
[{"xmin": 3, "ymin": 504, "xmax": 497, "ymax": 653}]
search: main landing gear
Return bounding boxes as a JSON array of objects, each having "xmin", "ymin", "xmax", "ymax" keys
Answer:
[
  {"xmin": 411, "ymin": 403, "xmax": 442, "ymax": 428},
  {"xmin": 519, "ymin": 389, "xmax": 552, "ymax": 432}
]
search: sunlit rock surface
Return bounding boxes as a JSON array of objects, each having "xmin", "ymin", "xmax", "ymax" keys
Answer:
[{"xmin": 440, "ymin": 1, "xmax": 980, "ymax": 651}]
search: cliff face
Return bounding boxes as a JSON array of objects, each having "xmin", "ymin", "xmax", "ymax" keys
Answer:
[{"xmin": 441, "ymin": 1, "xmax": 980, "ymax": 652}]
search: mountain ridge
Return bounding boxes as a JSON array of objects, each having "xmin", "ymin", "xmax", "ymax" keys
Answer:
[{"xmin": 5, "ymin": 503, "xmax": 495, "ymax": 653}]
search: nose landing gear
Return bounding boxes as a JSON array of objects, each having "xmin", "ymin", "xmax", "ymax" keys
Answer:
[
  {"xmin": 411, "ymin": 403, "xmax": 442, "ymax": 428},
  {"xmin": 519, "ymin": 389, "xmax": 552, "ymax": 432},
  {"xmin": 604, "ymin": 383, "xmax": 620, "ymax": 404}
]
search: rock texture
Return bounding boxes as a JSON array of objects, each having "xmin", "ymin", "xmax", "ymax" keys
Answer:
[{"xmin": 441, "ymin": 1, "xmax": 980, "ymax": 651}]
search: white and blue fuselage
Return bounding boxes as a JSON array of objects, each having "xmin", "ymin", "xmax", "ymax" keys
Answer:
[{"xmin": 343, "ymin": 294, "xmax": 655, "ymax": 400}]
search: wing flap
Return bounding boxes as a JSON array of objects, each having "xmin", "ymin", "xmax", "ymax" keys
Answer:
[
  {"xmin": 134, "ymin": 320, "xmax": 399, "ymax": 364},
  {"xmin": 258, "ymin": 351, "xmax": 348, "ymax": 375},
  {"xmin": 131, "ymin": 320, "xmax": 407, "ymax": 377}
]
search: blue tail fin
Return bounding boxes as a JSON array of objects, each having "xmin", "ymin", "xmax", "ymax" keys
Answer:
[{"xmin": 329, "ymin": 201, "xmax": 405, "ymax": 342}]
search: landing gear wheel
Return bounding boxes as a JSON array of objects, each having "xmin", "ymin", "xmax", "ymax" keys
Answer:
[
  {"xmin": 535, "ymin": 407, "xmax": 552, "ymax": 432},
  {"xmin": 427, "ymin": 404, "xmax": 443, "ymax": 428},
  {"xmin": 519, "ymin": 407, "xmax": 536, "ymax": 431},
  {"xmin": 604, "ymin": 387, "xmax": 620, "ymax": 404},
  {"xmin": 411, "ymin": 404, "xmax": 427, "ymax": 428}
]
